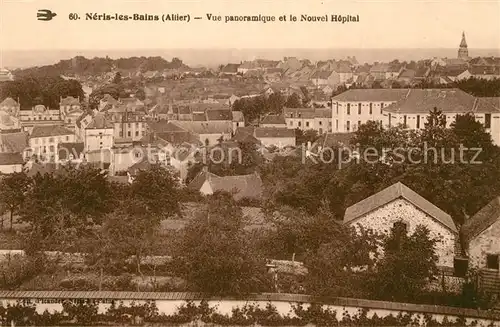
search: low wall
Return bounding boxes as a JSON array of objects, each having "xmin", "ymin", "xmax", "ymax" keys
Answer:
[{"xmin": 0, "ymin": 291, "xmax": 499, "ymax": 326}]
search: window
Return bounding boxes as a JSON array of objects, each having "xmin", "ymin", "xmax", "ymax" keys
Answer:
[
  {"xmin": 128, "ymin": 123, "xmax": 131, "ymax": 128},
  {"xmin": 298, "ymin": 113, "xmax": 302, "ymax": 118},
  {"xmin": 485, "ymin": 114, "xmax": 492, "ymax": 129},
  {"xmin": 403, "ymin": 115, "xmax": 407, "ymax": 128},
  {"xmin": 319, "ymin": 128, "xmax": 323, "ymax": 134},
  {"xmin": 357, "ymin": 121, "xmax": 361, "ymax": 130},
  {"xmin": 416, "ymin": 115, "xmax": 420, "ymax": 129},
  {"xmin": 127, "ymin": 131, "xmax": 131, "ymax": 137},
  {"xmin": 380, "ymin": 103, "xmax": 384, "ymax": 114},
  {"xmin": 454, "ymin": 258, "xmax": 469, "ymax": 277},
  {"xmin": 119, "ymin": 132, "xmax": 123, "ymax": 137},
  {"xmin": 66, "ymin": 136, "xmax": 69, "ymax": 141},
  {"xmin": 49, "ymin": 145, "xmax": 54, "ymax": 152},
  {"xmin": 135, "ymin": 131, "xmax": 139, "ymax": 136},
  {"xmin": 306, "ymin": 121, "xmax": 309, "ymax": 127},
  {"xmin": 393, "ymin": 221, "xmax": 408, "ymax": 234},
  {"xmin": 336, "ymin": 119, "xmax": 338, "ymax": 131},
  {"xmin": 486, "ymin": 254, "xmax": 499, "ymax": 270},
  {"xmin": 236, "ymin": 122, "xmax": 239, "ymax": 127},
  {"xmin": 49, "ymin": 137, "xmax": 54, "ymax": 143},
  {"xmin": 347, "ymin": 104, "xmax": 350, "ymax": 115},
  {"xmin": 298, "ymin": 122, "xmax": 301, "ymax": 127},
  {"xmin": 336, "ymin": 104, "xmax": 338, "ymax": 115},
  {"xmin": 358, "ymin": 103, "xmax": 361, "ymax": 114},
  {"xmin": 136, "ymin": 122, "xmax": 139, "ymax": 128},
  {"xmin": 346, "ymin": 121, "xmax": 350, "ymax": 132},
  {"xmin": 389, "ymin": 114, "xmax": 392, "ymax": 126},
  {"xmin": 289, "ymin": 121, "xmax": 293, "ymax": 126},
  {"xmin": 319, "ymin": 121, "xmax": 322, "ymax": 126},
  {"xmin": 369, "ymin": 103, "xmax": 373, "ymax": 115},
  {"xmin": 290, "ymin": 113, "xmax": 294, "ymax": 118}
]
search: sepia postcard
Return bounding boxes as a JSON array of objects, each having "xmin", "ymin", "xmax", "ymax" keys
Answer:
[{"xmin": 0, "ymin": 0, "xmax": 500, "ymax": 326}]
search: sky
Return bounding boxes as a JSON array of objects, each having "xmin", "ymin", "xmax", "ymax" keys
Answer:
[{"xmin": 0, "ymin": 0, "xmax": 499, "ymax": 67}]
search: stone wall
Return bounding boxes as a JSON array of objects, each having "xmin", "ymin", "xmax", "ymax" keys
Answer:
[
  {"xmin": 351, "ymin": 198, "xmax": 456, "ymax": 268},
  {"xmin": 468, "ymin": 218, "xmax": 500, "ymax": 269}
]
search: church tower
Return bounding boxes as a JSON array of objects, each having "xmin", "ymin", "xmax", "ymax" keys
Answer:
[{"xmin": 458, "ymin": 31, "xmax": 469, "ymax": 60}]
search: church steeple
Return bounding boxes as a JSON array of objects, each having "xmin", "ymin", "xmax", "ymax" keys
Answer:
[
  {"xmin": 460, "ymin": 31, "xmax": 467, "ymax": 48},
  {"xmin": 458, "ymin": 31, "xmax": 469, "ymax": 60}
]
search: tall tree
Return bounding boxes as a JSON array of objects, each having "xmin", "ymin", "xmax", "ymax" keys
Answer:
[
  {"xmin": 179, "ymin": 192, "xmax": 270, "ymax": 295},
  {"xmin": 0, "ymin": 173, "xmax": 31, "ymax": 231}
]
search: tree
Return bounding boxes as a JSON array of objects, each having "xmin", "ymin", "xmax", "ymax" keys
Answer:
[
  {"xmin": 295, "ymin": 129, "xmax": 319, "ymax": 146},
  {"xmin": 178, "ymin": 192, "xmax": 270, "ymax": 295},
  {"xmin": 305, "ymin": 226, "xmax": 380, "ymax": 298},
  {"xmin": 93, "ymin": 200, "xmax": 159, "ymax": 280},
  {"xmin": 130, "ymin": 165, "xmax": 181, "ymax": 220},
  {"xmin": 0, "ymin": 173, "xmax": 31, "ymax": 231},
  {"xmin": 262, "ymin": 205, "xmax": 343, "ymax": 261},
  {"xmin": 113, "ymin": 72, "xmax": 122, "ymax": 84},
  {"xmin": 285, "ymin": 93, "xmax": 303, "ymax": 108},
  {"xmin": 367, "ymin": 224, "xmax": 439, "ymax": 302}
]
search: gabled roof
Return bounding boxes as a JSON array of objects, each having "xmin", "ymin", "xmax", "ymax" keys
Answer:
[
  {"xmin": 188, "ymin": 170, "xmax": 263, "ymax": 201},
  {"xmin": 344, "ymin": 182, "xmax": 458, "ymax": 233},
  {"xmin": 332, "ymin": 89, "xmax": 409, "ymax": 102},
  {"xmin": 261, "ymin": 114, "xmax": 286, "ymax": 125},
  {"xmin": 462, "ymin": 197, "xmax": 500, "ymax": 246},
  {"xmin": 0, "ymin": 152, "xmax": 23, "ymax": 166},
  {"xmin": 86, "ymin": 113, "xmax": 113, "ymax": 129},
  {"xmin": 475, "ymin": 97, "xmax": 500, "ymax": 113},
  {"xmin": 30, "ymin": 125, "xmax": 74, "ymax": 138}
]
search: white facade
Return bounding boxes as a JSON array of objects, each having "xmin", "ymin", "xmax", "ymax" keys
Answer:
[
  {"xmin": 29, "ymin": 133, "xmax": 75, "ymax": 161},
  {"xmin": 84, "ymin": 127, "xmax": 114, "ymax": 152},
  {"xmin": 332, "ymin": 101, "xmax": 395, "ymax": 133}
]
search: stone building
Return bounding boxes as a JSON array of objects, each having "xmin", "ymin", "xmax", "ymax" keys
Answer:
[{"xmin": 343, "ymin": 182, "xmax": 458, "ymax": 269}]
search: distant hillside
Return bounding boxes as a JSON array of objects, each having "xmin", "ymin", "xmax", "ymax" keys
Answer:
[{"xmin": 13, "ymin": 56, "xmax": 189, "ymax": 78}]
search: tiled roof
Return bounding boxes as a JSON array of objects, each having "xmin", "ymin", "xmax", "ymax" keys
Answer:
[
  {"xmin": 461, "ymin": 197, "xmax": 500, "ymax": 247},
  {"xmin": 172, "ymin": 121, "xmax": 232, "ymax": 135},
  {"xmin": 0, "ymin": 152, "xmax": 23, "ymax": 165},
  {"xmin": 261, "ymin": 114, "xmax": 286, "ymax": 125},
  {"xmin": 311, "ymin": 71, "xmax": 332, "ymax": 79},
  {"xmin": 255, "ymin": 127, "xmax": 295, "ymax": 138},
  {"xmin": 189, "ymin": 170, "xmax": 263, "ymax": 201},
  {"xmin": 221, "ymin": 64, "xmax": 240, "ymax": 73},
  {"xmin": 332, "ymin": 89, "xmax": 409, "ymax": 102},
  {"xmin": 469, "ymin": 66, "xmax": 500, "ymax": 76},
  {"xmin": 30, "ymin": 125, "xmax": 74, "ymax": 138},
  {"xmin": 57, "ymin": 142, "xmax": 84, "ymax": 160},
  {"xmin": 86, "ymin": 113, "xmax": 113, "ymax": 129},
  {"xmin": 231, "ymin": 127, "xmax": 261, "ymax": 145},
  {"xmin": 344, "ymin": 182, "xmax": 458, "ymax": 233},
  {"xmin": 0, "ymin": 132, "xmax": 28, "ymax": 153},
  {"xmin": 232, "ymin": 111, "xmax": 245, "ymax": 122},
  {"xmin": 383, "ymin": 88, "xmax": 490, "ymax": 114},
  {"xmin": 475, "ymin": 97, "xmax": 500, "ymax": 113},
  {"xmin": 0, "ymin": 97, "xmax": 19, "ymax": 107},
  {"xmin": 206, "ymin": 109, "xmax": 231, "ymax": 121}
]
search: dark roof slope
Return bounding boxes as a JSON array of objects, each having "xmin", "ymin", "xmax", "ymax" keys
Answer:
[
  {"xmin": 461, "ymin": 197, "xmax": 500, "ymax": 246},
  {"xmin": 255, "ymin": 127, "xmax": 295, "ymax": 138},
  {"xmin": 261, "ymin": 114, "xmax": 286, "ymax": 125},
  {"xmin": 30, "ymin": 125, "xmax": 74, "ymax": 138},
  {"xmin": 344, "ymin": 182, "xmax": 457, "ymax": 233},
  {"xmin": 0, "ymin": 153, "xmax": 23, "ymax": 165},
  {"xmin": 0, "ymin": 132, "xmax": 28, "ymax": 153}
]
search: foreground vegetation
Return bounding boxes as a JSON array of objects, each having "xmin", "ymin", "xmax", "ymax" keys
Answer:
[{"xmin": 0, "ymin": 300, "xmax": 491, "ymax": 326}]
